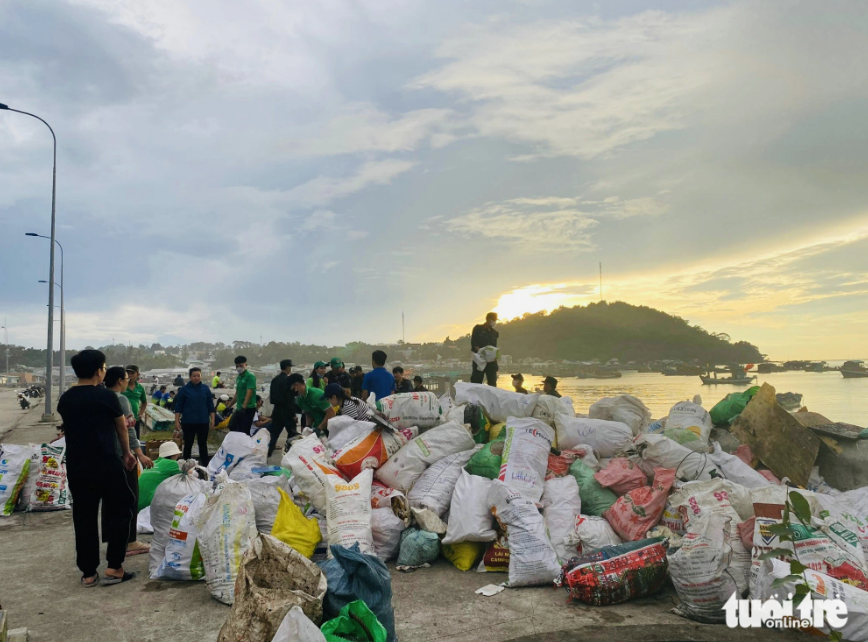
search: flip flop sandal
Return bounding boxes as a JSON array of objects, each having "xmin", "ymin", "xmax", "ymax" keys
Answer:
[
  {"xmin": 102, "ymin": 571, "xmax": 136, "ymax": 586},
  {"xmin": 80, "ymin": 575, "xmax": 100, "ymax": 588},
  {"xmin": 125, "ymin": 544, "xmax": 150, "ymax": 557}
]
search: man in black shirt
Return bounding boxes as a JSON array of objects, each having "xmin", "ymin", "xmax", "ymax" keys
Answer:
[
  {"xmin": 470, "ymin": 312, "xmax": 499, "ymax": 386},
  {"xmin": 511, "ymin": 373, "xmax": 529, "ymax": 394},
  {"xmin": 57, "ymin": 349, "xmax": 137, "ymax": 587},
  {"xmin": 542, "ymin": 376, "xmax": 562, "ymax": 398},
  {"xmin": 413, "ymin": 375, "xmax": 427, "ymax": 392},
  {"xmin": 350, "ymin": 366, "xmax": 365, "ymax": 398},
  {"xmin": 392, "ymin": 366, "xmax": 412, "ymax": 393},
  {"xmin": 268, "ymin": 359, "xmax": 297, "ymax": 456},
  {"xmin": 324, "ymin": 357, "xmax": 346, "ymax": 386}
]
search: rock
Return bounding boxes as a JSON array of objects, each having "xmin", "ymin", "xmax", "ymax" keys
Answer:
[
  {"xmin": 730, "ymin": 383, "xmax": 820, "ymax": 487},
  {"xmin": 817, "ymin": 439, "xmax": 868, "ymax": 491},
  {"xmin": 710, "ymin": 426, "xmax": 742, "ymax": 454}
]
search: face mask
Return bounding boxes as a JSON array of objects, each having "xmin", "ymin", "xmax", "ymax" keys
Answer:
[
  {"xmin": 490, "ymin": 321, "xmax": 497, "ymax": 327},
  {"xmin": 236, "ymin": 366, "xmax": 245, "ymax": 374}
]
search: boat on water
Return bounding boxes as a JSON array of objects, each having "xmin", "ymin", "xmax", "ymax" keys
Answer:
[
  {"xmin": 840, "ymin": 360, "xmax": 868, "ymax": 378},
  {"xmin": 576, "ymin": 370, "xmax": 622, "ymax": 379},
  {"xmin": 700, "ymin": 375, "xmax": 757, "ymax": 385}
]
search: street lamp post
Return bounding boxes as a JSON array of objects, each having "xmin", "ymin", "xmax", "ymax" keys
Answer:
[
  {"xmin": 2, "ymin": 102, "xmax": 58, "ymax": 420},
  {"xmin": 1, "ymin": 320, "xmax": 8, "ymax": 379},
  {"xmin": 30, "ymin": 235, "xmax": 65, "ymax": 393}
]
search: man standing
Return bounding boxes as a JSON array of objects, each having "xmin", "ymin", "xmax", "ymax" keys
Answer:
[
  {"xmin": 542, "ymin": 376, "xmax": 562, "ymax": 398},
  {"xmin": 122, "ymin": 365, "xmax": 148, "ymax": 438},
  {"xmin": 350, "ymin": 366, "xmax": 365, "ymax": 398},
  {"xmin": 325, "ymin": 358, "xmax": 345, "ymax": 385},
  {"xmin": 392, "ymin": 366, "xmax": 412, "ymax": 393},
  {"xmin": 57, "ymin": 349, "xmax": 137, "ymax": 586},
  {"xmin": 289, "ymin": 373, "xmax": 336, "ymax": 434},
  {"xmin": 361, "ymin": 350, "xmax": 395, "ymax": 402},
  {"xmin": 212, "ymin": 371, "xmax": 222, "ymax": 388},
  {"xmin": 173, "ymin": 367, "xmax": 215, "ymax": 463},
  {"xmin": 470, "ymin": 312, "xmax": 499, "ymax": 386},
  {"xmin": 511, "ymin": 373, "xmax": 529, "ymax": 394},
  {"xmin": 268, "ymin": 359, "xmax": 298, "ymax": 456},
  {"xmin": 228, "ymin": 356, "xmax": 257, "ymax": 434}
]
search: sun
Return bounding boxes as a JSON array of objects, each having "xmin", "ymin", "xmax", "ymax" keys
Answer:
[{"xmin": 493, "ymin": 283, "xmax": 589, "ymax": 321}]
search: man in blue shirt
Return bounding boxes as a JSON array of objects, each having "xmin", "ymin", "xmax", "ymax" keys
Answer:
[
  {"xmin": 361, "ymin": 350, "xmax": 395, "ymax": 403},
  {"xmin": 173, "ymin": 367, "xmax": 215, "ymax": 463}
]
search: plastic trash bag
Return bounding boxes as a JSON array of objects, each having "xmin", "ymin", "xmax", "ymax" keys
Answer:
[
  {"xmin": 593, "ymin": 458, "xmax": 649, "ymax": 496},
  {"xmin": 198, "ymin": 479, "xmax": 258, "ymax": 604},
  {"xmin": 208, "ymin": 431, "xmax": 255, "ymax": 478},
  {"xmin": 443, "ymin": 541, "xmax": 485, "ymax": 571},
  {"xmin": 218, "ymin": 533, "xmax": 327, "ymax": 642},
  {"xmin": 375, "ymin": 392, "xmax": 442, "ymax": 430},
  {"xmin": 396, "ymin": 527, "xmax": 440, "ymax": 567},
  {"xmin": 588, "ymin": 395, "xmax": 652, "ymax": 435},
  {"xmin": 408, "ymin": 446, "xmax": 481, "ymax": 517},
  {"xmin": 709, "ymin": 386, "xmax": 760, "ymax": 426},
  {"xmin": 542, "ymin": 476, "xmax": 582, "ymax": 563},
  {"xmin": 27, "ymin": 443, "xmax": 71, "ymax": 512},
  {"xmin": 272, "ymin": 488, "xmax": 322, "ymax": 558},
  {"xmin": 555, "ymin": 416, "xmax": 632, "ymax": 457},
  {"xmin": 321, "ymin": 600, "xmax": 387, "ymax": 642},
  {"xmin": 454, "ymin": 382, "xmax": 538, "ymax": 423},
  {"xmin": 442, "ymin": 470, "xmax": 497, "ymax": 544},
  {"xmin": 318, "ymin": 543, "xmax": 397, "ymax": 642},
  {"xmin": 568, "ymin": 460, "xmax": 617, "ymax": 517},
  {"xmin": 371, "ymin": 506, "xmax": 407, "ymax": 562},
  {"xmin": 603, "ymin": 468, "xmax": 676, "ymax": 542},
  {"xmin": 565, "ymin": 515, "xmax": 622, "ymax": 555},
  {"xmin": 248, "ymin": 475, "xmax": 294, "ymax": 534},
  {"xmin": 0, "ymin": 444, "xmax": 32, "ymax": 515},
  {"xmin": 282, "ymin": 434, "xmax": 344, "ymax": 514},
  {"xmin": 326, "ymin": 469, "xmax": 374, "ymax": 556},
  {"xmin": 498, "ymin": 417, "xmax": 554, "ymax": 503},
  {"xmin": 228, "ymin": 428, "xmax": 270, "ymax": 481},
  {"xmin": 665, "ymin": 400, "xmax": 713, "ymax": 444},
  {"xmin": 152, "ymin": 491, "xmax": 208, "ymax": 580},
  {"xmin": 489, "ymin": 480, "xmax": 560, "ymax": 587},
  {"xmin": 271, "ymin": 606, "xmax": 327, "ymax": 642},
  {"xmin": 464, "ymin": 431, "xmax": 505, "ymax": 479},
  {"xmin": 13, "ymin": 444, "xmax": 40, "ymax": 512}
]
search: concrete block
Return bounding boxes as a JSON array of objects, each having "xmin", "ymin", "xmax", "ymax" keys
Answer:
[{"xmin": 7, "ymin": 628, "xmax": 29, "ymax": 642}]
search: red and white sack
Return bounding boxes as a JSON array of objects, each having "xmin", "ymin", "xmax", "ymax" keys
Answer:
[
  {"xmin": 327, "ymin": 417, "xmax": 376, "ymax": 454},
  {"xmin": 489, "ymin": 480, "xmax": 561, "ymax": 587},
  {"xmin": 375, "ymin": 420, "xmax": 474, "ymax": 492},
  {"xmin": 408, "ymin": 446, "xmax": 481, "ymax": 517},
  {"xmin": 325, "ymin": 468, "xmax": 374, "ymax": 556},
  {"xmin": 555, "ymin": 415, "xmax": 632, "ymax": 457},
  {"xmin": 333, "ymin": 427, "xmax": 417, "ymax": 479},
  {"xmin": 542, "ymin": 476, "xmax": 582, "ymax": 563},
  {"xmin": 281, "ymin": 434, "xmax": 344, "ymax": 514},
  {"xmin": 603, "ymin": 468, "xmax": 676, "ymax": 541},
  {"xmin": 815, "ymin": 492, "xmax": 868, "ymax": 556},
  {"xmin": 593, "ymin": 458, "xmax": 648, "ymax": 496},
  {"xmin": 498, "ymin": 417, "xmax": 554, "ymax": 503}
]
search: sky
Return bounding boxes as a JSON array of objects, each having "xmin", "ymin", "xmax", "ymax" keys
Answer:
[{"xmin": 2, "ymin": 0, "xmax": 868, "ymax": 361}]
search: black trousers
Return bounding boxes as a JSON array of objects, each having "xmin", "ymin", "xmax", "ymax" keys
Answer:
[
  {"xmin": 268, "ymin": 407, "xmax": 298, "ymax": 456},
  {"xmin": 471, "ymin": 361, "xmax": 498, "ymax": 386},
  {"xmin": 69, "ymin": 468, "xmax": 136, "ymax": 577},
  {"xmin": 134, "ymin": 418, "xmax": 143, "ymax": 439},
  {"xmin": 182, "ymin": 422, "xmax": 210, "ymax": 463},
  {"xmin": 230, "ymin": 407, "xmax": 256, "ymax": 434}
]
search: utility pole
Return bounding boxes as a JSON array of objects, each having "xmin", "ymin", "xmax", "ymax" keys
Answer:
[
  {"xmin": 599, "ymin": 262, "xmax": 603, "ymax": 302},
  {"xmin": 2, "ymin": 319, "xmax": 8, "ymax": 377},
  {"xmin": 402, "ymin": 312, "xmax": 405, "ymax": 344}
]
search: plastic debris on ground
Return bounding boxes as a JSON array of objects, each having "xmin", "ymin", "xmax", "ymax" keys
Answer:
[{"xmin": 320, "ymin": 600, "xmax": 387, "ymax": 642}]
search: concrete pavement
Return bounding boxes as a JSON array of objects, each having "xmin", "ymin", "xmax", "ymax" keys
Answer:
[{"xmin": 0, "ymin": 387, "xmax": 795, "ymax": 642}]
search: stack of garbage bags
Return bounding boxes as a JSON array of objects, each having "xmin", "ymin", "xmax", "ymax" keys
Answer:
[{"xmin": 127, "ymin": 384, "xmax": 868, "ymax": 641}]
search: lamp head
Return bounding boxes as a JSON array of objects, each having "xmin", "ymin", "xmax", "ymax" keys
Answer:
[{"xmin": 25, "ymin": 233, "xmax": 38, "ymax": 237}]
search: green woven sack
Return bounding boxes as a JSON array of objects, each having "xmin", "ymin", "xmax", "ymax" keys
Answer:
[
  {"xmin": 464, "ymin": 430, "xmax": 505, "ymax": 479},
  {"xmin": 569, "ymin": 460, "xmax": 617, "ymax": 516},
  {"xmin": 709, "ymin": 386, "xmax": 760, "ymax": 426}
]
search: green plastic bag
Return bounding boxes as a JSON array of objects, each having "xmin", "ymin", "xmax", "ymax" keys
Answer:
[
  {"xmin": 396, "ymin": 527, "xmax": 440, "ymax": 567},
  {"xmin": 569, "ymin": 460, "xmax": 617, "ymax": 516},
  {"xmin": 709, "ymin": 386, "xmax": 760, "ymax": 426},
  {"xmin": 465, "ymin": 403, "xmax": 491, "ymax": 444},
  {"xmin": 321, "ymin": 600, "xmax": 387, "ymax": 642},
  {"xmin": 464, "ymin": 430, "xmax": 505, "ymax": 479},
  {"xmin": 662, "ymin": 427, "xmax": 701, "ymax": 447}
]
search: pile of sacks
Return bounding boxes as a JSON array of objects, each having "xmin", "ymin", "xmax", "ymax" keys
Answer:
[
  {"xmin": 0, "ymin": 440, "xmax": 72, "ymax": 515},
  {"xmin": 117, "ymin": 385, "xmax": 868, "ymax": 640}
]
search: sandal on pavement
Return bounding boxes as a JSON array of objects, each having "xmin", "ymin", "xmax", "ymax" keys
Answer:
[
  {"xmin": 103, "ymin": 571, "xmax": 136, "ymax": 586},
  {"xmin": 80, "ymin": 574, "xmax": 100, "ymax": 588}
]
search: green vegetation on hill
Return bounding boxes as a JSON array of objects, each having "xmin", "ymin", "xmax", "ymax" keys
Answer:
[{"xmin": 488, "ymin": 301, "xmax": 763, "ymax": 363}]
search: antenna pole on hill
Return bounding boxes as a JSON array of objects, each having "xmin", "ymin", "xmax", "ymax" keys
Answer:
[{"xmin": 599, "ymin": 262, "xmax": 603, "ymax": 302}]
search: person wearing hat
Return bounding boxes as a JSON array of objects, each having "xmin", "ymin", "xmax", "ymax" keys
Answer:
[
  {"xmin": 268, "ymin": 359, "xmax": 298, "ymax": 457},
  {"xmin": 137, "ymin": 441, "xmax": 182, "ymax": 511},
  {"xmin": 173, "ymin": 367, "xmax": 216, "ymax": 463},
  {"xmin": 289, "ymin": 373, "xmax": 336, "ymax": 433},
  {"xmin": 215, "ymin": 393, "xmax": 230, "ymax": 415},
  {"xmin": 412, "ymin": 375, "xmax": 427, "ymax": 393},
  {"xmin": 511, "ymin": 374, "xmax": 529, "ymax": 394},
  {"xmin": 122, "ymin": 364, "xmax": 148, "ymax": 439},
  {"xmin": 325, "ymin": 357, "xmax": 346, "ymax": 386},
  {"xmin": 542, "ymin": 376, "xmax": 562, "ymax": 398},
  {"xmin": 470, "ymin": 312, "xmax": 499, "ymax": 386},
  {"xmin": 324, "ymin": 382, "xmax": 373, "ymax": 421},
  {"xmin": 307, "ymin": 361, "xmax": 328, "ymax": 391}
]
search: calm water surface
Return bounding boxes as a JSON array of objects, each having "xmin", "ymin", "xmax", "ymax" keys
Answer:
[{"xmin": 496, "ymin": 371, "xmax": 867, "ymax": 426}]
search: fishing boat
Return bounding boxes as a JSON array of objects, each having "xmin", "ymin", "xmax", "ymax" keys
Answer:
[
  {"xmin": 840, "ymin": 360, "xmax": 868, "ymax": 378},
  {"xmin": 700, "ymin": 374, "xmax": 756, "ymax": 385},
  {"xmin": 576, "ymin": 370, "xmax": 622, "ymax": 379}
]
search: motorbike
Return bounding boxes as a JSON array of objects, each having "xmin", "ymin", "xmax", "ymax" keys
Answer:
[{"xmin": 18, "ymin": 393, "xmax": 31, "ymax": 410}]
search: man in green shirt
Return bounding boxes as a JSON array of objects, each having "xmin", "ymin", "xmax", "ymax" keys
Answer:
[
  {"xmin": 288, "ymin": 373, "xmax": 336, "ymax": 434},
  {"xmin": 228, "ymin": 355, "xmax": 257, "ymax": 434},
  {"xmin": 122, "ymin": 365, "xmax": 148, "ymax": 438}
]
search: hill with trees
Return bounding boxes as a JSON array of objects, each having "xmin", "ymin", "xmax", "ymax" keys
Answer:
[{"xmin": 486, "ymin": 301, "xmax": 763, "ymax": 363}]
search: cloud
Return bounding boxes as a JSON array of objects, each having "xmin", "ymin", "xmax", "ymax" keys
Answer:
[{"xmin": 284, "ymin": 159, "xmax": 417, "ymax": 208}]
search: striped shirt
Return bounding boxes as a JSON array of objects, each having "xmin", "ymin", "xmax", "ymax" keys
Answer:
[{"xmin": 340, "ymin": 396, "xmax": 373, "ymax": 421}]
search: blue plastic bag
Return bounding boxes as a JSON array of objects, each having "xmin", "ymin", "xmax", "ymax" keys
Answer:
[
  {"xmin": 318, "ymin": 543, "xmax": 397, "ymax": 642},
  {"xmin": 396, "ymin": 528, "xmax": 439, "ymax": 567}
]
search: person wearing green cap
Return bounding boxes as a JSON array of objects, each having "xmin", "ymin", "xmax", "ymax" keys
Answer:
[
  {"xmin": 307, "ymin": 361, "xmax": 328, "ymax": 391},
  {"xmin": 325, "ymin": 357, "xmax": 346, "ymax": 386}
]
